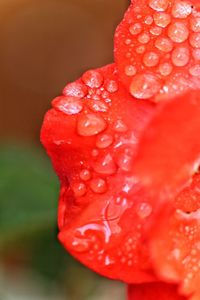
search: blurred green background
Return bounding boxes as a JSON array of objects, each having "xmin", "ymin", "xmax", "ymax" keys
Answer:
[{"xmin": 0, "ymin": 0, "xmax": 129, "ymax": 299}]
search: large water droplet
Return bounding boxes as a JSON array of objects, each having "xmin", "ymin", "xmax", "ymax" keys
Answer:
[
  {"xmin": 80, "ymin": 169, "xmax": 92, "ymax": 181},
  {"xmin": 171, "ymin": 47, "xmax": 190, "ymax": 66},
  {"xmin": 94, "ymin": 154, "xmax": 117, "ymax": 175},
  {"xmin": 105, "ymin": 80, "xmax": 118, "ymax": 93},
  {"xmin": 72, "ymin": 182, "xmax": 87, "ymax": 197},
  {"xmin": 143, "ymin": 51, "xmax": 160, "ymax": 67},
  {"xmin": 138, "ymin": 32, "xmax": 150, "ymax": 44},
  {"xmin": 189, "ymin": 33, "xmax": 200, "ymax": 48},
  {"xmin": 159, "ymin": 62, "xmax": 173, "ymax": 76},
  {"xmin": 150, "ymin": 25, "xmax": 163, "ymax": 36},
  {"xmin": 155, "ymin": 37, "xmax": 174, "ymax": 52},
  {"xmin": 168, "ymin": 22, "xmax": 189, "ymax": 43},
  {"xmin": 52, "ymin": 96, "xmax": 83, "ymax": 115},
  {"xmin": 189, "ymin": 64, "xmax": 200, "ymax": 76},
  {"xmin": 82, "ymin": 70, "xmax": 104, "ymax": 88},
  {"xmin": 129, "ymin": 73, "xmax": 161, "ymax": 99},
  {"xmin": 125, "ymin": 65, "xmax": 137, "ymax": 76},
  {"xmin": 148, "ymin": 0, "xmax": 169, "ymax": 12},
  {"xmin": 63, "ymin": 82, "xmax": 88, "ymax": 98},
  {"xmin": 190, "ymin": 17, "xmax": 200, "ymax": 33},
  {"xmin": 96, "ymin": 133, "xmax": 114, "ymax": 149},
  {"xmin": 129, "ymin": 23, "xmax": 142, "ymax": 35},
  {"xmin": 172, "ymin": 1, "xmax": 192, "ymax": 19},
  {"xmin": 90, "ymin": 178, "xmax": 107, "ymax": 194},
  {"xmin": 153, "ymin": 12, "xmax": 171, "ymax": 28},
  {"xmin": 137, "ymin": 202, "xmax": 152, "ymax": 218},
  {"xmin": 77, "ymin": 113, "xmax": 107, "ymax": 136}
]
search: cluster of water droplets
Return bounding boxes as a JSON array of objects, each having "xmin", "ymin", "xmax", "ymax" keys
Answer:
[{"xmin": 120, "ymin": 0, "xmax": 200, "ymax": 99}]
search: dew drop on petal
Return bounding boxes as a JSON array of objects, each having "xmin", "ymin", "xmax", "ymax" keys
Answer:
[
  {"xmin": 94, "ymin": 154, "xmax": 117, "ymax": 175},
  {"xmin": 77, "ymin": 113, "xmax": 107, "ymax": 136},
  {"xmin": 150, "ymin": 25, "xmax": 163, "ymax": 36},
  {"xmin": 137, "ymin": 202, "xmax": 152, "ymax": 218},
  {"xmin": 125, "ymin": 65, "xmax": 137, "ymax": 76},
  {"xmin": 171, "ymin": 1, "xmax": 192, "ymax": 19},
  {"xmin": 143, "ymin": 51, "xmax": 160, "ymax": 67},
  {"xmin": 190, "ymin": 17, "xmax": 200, "ymax": 33},
  {"xmin": 129, "ymin": 73, "xmax": 161, "ymax": 99},
  {"xmin": 145, "ymin": 15, "xmax": 154, "ymax": 25},
  {"xmin": 63, "ymin": 82, "xmax": 88, "ymax": 98},
  {"xmin": 72, "ymin": 182, "xmax": 87, "ymax": 197},
  {"xmin": 90, "ymin": 178, "xmax": 107, "ymax": 194},
  {"xmin": 129, "ymin": 23, "xmax": 142, "ymax": 35},
  {"xmin": 189, "ymin": 64, "xmax": 200, "ymax": 76},
  {"xmin": 96, "ymin": 133, "xmax": 114, "ymax": 149},
  {"xmin": 189, "ymin": 33, "xmax": 200, "ymax": 48},
  {"xmin": 155, "ymin": 37, "xmax": 174, "ymax": 52},
  {"xmin": 153, "ymin": 12, "xmax": 171, "ymax": 28},
  {"xmin": 138, "ymin": 32, "xmax": 151, "ymax": 44},
  {"xmin": 80, "ymin": 169, "xmax": 91, "ymax": 181},
  {"xmin": 117, "ymin": 149, "xmax": 133, "ymax": 172},
  {"xmin": 193, "ymin": 49, "xmax": 200, "ymax": 60},
  {"xmin": 105, "ymin": 80, "xmax": 118, "ymax": 93},
  {"xmin": 171, "ymin": 47, "xmax": 190, "ymax": 66},
  {"xmin": 168, "ymin": 22, "xmax": 189, "ymax": 43},
  {"xmin": 52, "ymin": 96, "xmax": 83, "ymax": 115},
  {"xmin": 82, "ymin": 70, "xmax": 104, "ymax": 88},
  {"xmin": 148, "ymin": 0, "xmax": 169, "ymax": 12},
  {"xmin": 159, "ymin": 62, "xmax": 173, "ymax": 76},
  {"xmin": 113, "ymin": 120, "xmax": 128, "ymax": 133}
]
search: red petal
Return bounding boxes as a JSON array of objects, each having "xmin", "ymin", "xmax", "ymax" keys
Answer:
[
  {"xmin": 128, "ymin": 283, "xmax": 187, "ymax": 300},
  {"xmin": 41, "ymin": 64, "xmax": 157, "ymax": 283},
  {"xmin": 115, "ymin": 0, "xmax": 200, "ymax": 101},
  {"xmin": 150, "ymin": 172, "xmax": 200, "ymax": 300}
]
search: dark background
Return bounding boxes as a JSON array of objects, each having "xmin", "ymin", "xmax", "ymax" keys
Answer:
[{"xmin": 0, "ymin": 0, "xmax": 129, "ymax": 299}]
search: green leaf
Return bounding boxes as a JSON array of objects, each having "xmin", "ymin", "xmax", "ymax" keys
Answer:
[{"xmin": 0, "ymin": 144, "xmax": 59, "ymax": 246}]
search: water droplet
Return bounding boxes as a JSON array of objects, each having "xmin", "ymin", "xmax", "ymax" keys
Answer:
[
  {"xmin": 148, "ymin": 0, "xmax": 169, "ymax": 12},
  {"xmin": 150, "ymin": 25, "xmax": 163, "ymax": 35},
  {"xmin": 77, "ymin": 114, "xmax": 107, "ymax": 136},
  {"xmin": 172, "ymin": 1, "xmax": 192, "ymax": 19},
  {"xmin": 71, "ymin": 237, "xmax": 90, "ymax": 252},
  {"xmin": 189, "ymin": 64, "xmax": 200, "ymax": 76},
  {"xmin": 129, "ymin": 23, "xmax": 142, "ymax": 35},
  {"xmin": 145, "ymin": 15, "xmax": 154, "ymax": 25},
  {"xmin": 190, "ymin": 17, "xmax": 200, "ymax": 33},
  {"xmin": 105, "ymin": 80, "xmax": 118, "ymax": 93},
  {"xmin": 137, "ymin": 202, "xmax": 152, "ymax": 218},
  {"xmin": 168, "ymin": 22, "xmax": 189, "ymax": 43},
  {"xmin": 129, "ymin": 73, "xmax": 161, "ymax": 99},
  {"xmin": 90, "ymin": 178, "xmax": 107, "ymax": 194},
  {"xmin": 136, "ymin": 45, "xmax": 146, "ymax": 54},
  {"xmin": 155, "ymin": 37, "xmax": 174, "ymax": 52},
  {"xmin": 96, "ymin": 133, "xmax": 114, "ymax": 149},
  {"xmin": 153, "ymin": 12, "xmax": 171, "ymax": 28},
  {"xmin": 171, "ymin": 47, "xmax": 190, "ymax": 66},
  {"xmin": 87, "ymin": 100, "xmax": 108, "ymax": 112},
  {"xmin": 82, "ymin": 70, "xmax": 104, "ymax": 88},
  {"xmin": 117, "ymin": 149, "xmax": 133, "ymax": 172},
  {"xmin": 125, "ymin": 65, "xmax": 137, "ymax": 76},
  {"xmin": 113, "ymin": 120, "xmax": 128, "ymax": 133},
  {"xmin": 189, "ymin": 33, "xmax": 200, "ymax": 48},
  {"xmin": 52, "ymin": 96, "xmax": 83, "ymax": 115},
  {"xmin": 125, "ymin": 38, "xmax": 132, "ymax": 45},
  {"xmin": 63, "ymin": 82, "xmax": 88, "ymax": 98},
  {"xmin": 72, "ymin": 182, "xmax": 87, "ymax": 197},
  {"xmin": 159, "ymin": 62, "xmax": 173, "ymax": 76},
  {"xmin": 138, "ymin": 32, "xmax": 150, "ymax": 44},
  {"xmin": 143, "ymin": 51, "xmax": 160, "ymax": 67},
  {"xmin": 80, "ymin": 169, "xmax": 91, "ymax": 181},
  {"xmin": 94, "ymin": 154, "xmax": 117, "ymax": 175},
  {"xmin": 193, "ymin": 49, "xmax": 200, "ymax": 60},
  {"xmin": 92, "ymin": 149, "xmax": 99, "ymax": 157}
]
